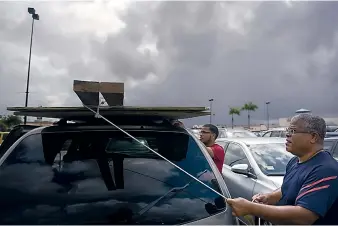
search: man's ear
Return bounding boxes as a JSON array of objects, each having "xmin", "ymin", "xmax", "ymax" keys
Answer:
[{"xmin": 310, "ymin": 133, "xmax": 318, "ymax": 144}]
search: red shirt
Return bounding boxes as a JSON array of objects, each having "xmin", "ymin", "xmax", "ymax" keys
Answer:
[{"xmin": 210, "ymin": 144, "xmax": 225, "ymax": 172}]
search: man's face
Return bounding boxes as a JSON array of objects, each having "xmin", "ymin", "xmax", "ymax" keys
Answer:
[
  {"xmin": 286, "ymin": 120, "xmax": 317, "ymax": 156},
  {"xmin": 199, "ymin": 126, "xmax": 215, "ymax": 144}
]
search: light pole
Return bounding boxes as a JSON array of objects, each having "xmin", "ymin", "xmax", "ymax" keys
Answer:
[
  {"xmin": 266, "ymin": 101, "xmax": 270, "ymax": 130},
  {"xmin": 209, "ymin": 99, "xmax": 214, "ymax": 124},
  {"xmin": 24, "ymin": 8, "xmax": 39, "ymax": 125}
]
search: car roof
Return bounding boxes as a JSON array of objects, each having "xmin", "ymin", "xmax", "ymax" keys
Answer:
[
  {"xmin": 266, "ymin": 128, "xmax": 286, "ymax": 131},
  {"xmin": 324, "ymin": 136, "xmax": 338, "ymax": 141},
  {"xmin": 223, "ymin": 128, "xmax": 252, "ymax": 132},
  {"xmin": 217, "ymin": 137, "xmax": 285, "ymax": 145}
]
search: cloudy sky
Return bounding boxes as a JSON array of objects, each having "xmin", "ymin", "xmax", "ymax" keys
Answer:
[{"xmin": 1, "ymin": 1, "xmax": 338, "ymax": 126}]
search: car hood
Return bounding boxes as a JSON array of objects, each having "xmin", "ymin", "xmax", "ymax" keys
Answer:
[{"xmin": 268, "ymin": 176, "xmax": 284, "ymax": 187}]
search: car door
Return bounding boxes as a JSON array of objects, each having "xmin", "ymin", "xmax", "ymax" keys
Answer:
[
  {"xmin": 221, "ymin": 142, "xmax": 257, "ymax": 224},
  {"xmin": 222, "ymin": 142, "xmax": 256, "ymax": 200}
]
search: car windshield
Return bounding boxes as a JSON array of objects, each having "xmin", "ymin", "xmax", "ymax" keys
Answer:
[
  {"xmin": 248, "ymin": 143, "xmax": 294, "ymax": 176},
  {"xmin": 227, "ymin": 131, "xmax": 257, "ymax": 138},
  {"xmin": 324, "ymin": 140, "xmax": 336, "ymax": 151},
  {"xmin": 0, "ymin": 130, "xmax": 225, "ymax": 225}
]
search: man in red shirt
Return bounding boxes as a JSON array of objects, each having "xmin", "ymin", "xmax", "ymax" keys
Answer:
[{"xmin": 199, "ymin": 124, "xmax": 225, "ymax": 172}]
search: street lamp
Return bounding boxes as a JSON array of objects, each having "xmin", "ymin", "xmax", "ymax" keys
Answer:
[
  {"xmin": 209, "ymin": 99, "xmax": 214, "ymax": 124},
  {"xmin": 24, "ymin": 7, "xmax": 39, "ymax": 125},
  {"xmin": 266, "ymin": 101, "xmax": 270, "ymax": 130}
]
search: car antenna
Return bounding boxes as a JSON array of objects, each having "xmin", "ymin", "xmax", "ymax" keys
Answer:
[
  {"xmin": 83, "ymin": 103, "xmax": 227, "ymax": 200},
  {"xmin": 73, "ymin": 80, "xmax": 227, "ymax": 200}
]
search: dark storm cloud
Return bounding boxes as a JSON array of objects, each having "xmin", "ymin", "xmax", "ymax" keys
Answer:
[
  {"xmin": 110, "ymin": 1, "xmax": 338, "ymax": 125},
  {"xmin": 0, "ymin": 1, "xmax": 338, "ymax": 126}
]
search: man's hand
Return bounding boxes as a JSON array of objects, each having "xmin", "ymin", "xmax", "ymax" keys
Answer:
[
  {"xmin": 252, "ymin": 193, "xmax": 269, "ymax": 204},
  {"xmin": 252, "ymin": 188, "xmax": 282, "ymax": 205},
  {"xmin": 226, "ymin": 198, "xmax": 252, "ymax": 217}
]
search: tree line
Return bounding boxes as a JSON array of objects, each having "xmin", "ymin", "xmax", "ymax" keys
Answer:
[
  {"xmin": 0, "ymin": 115, "xmax": 22, "ymax": 131},
  {"xmin": 228, "ymin": 102, "xmax": 258, "ymax": 129}
]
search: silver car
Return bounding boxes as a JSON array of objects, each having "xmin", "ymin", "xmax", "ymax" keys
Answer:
[
  {"xmin": 216, "ymin": 137, "xmax": 294, "ymax": 225},
  {"xmin": 261, "ymin": 128, "xmax": 287, "ymax": 138},
  {"xmin": 218, "ymin": 129, "xmax": 257, "ymax": 139}
]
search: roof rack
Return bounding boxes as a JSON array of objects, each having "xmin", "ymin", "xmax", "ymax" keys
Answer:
[{"xmin": 7, "ymin": 80, "xmax": 210, "ymax": 120}]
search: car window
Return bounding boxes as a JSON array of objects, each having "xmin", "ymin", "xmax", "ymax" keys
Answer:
[
  {"xmin": 270, "ymin": 131, "xmax": 281, "ymax": 137},
  {"xmin": 218, "ymin": 130, "xmax": 227, "ymax": 138},
  {"xmin": 324, "ymin": 140, "xmax": 336, "ymax": 152},
  {"xmin": 227, "ymin": 131, "xmax": 256, "ymax": 138},
  {"xmin": 262, "ymin": 131, "xmax": 271, "ymax": 137},
  {"xmin": 248, "ymin": 143, "xmax": 293, "ymax": 176},
  {"xmin": 224, "ymin": 143, "xmax": 249, "ymax": 167},
  {"xmin": 333, "ymin": 142, "xmax": 338, "ymax": 161},
  {"xmin": 280, "ymin": 131, "xmax": 286, "ymax": 138},
  {"xmin": 0, "ymin": 131, "xmax": 226, "ymax": 225}
]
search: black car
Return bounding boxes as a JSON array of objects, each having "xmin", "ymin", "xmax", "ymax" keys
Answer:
[{"xmin": 0, "ymin": 106, "xmax": 237, "ymax": 225}]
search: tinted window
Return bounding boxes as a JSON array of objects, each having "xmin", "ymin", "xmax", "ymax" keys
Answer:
[
  {"xmin": 218, "ymin": 130, "xmax": 227, "ymax": 138},
  {"xmin": 224, "ymin": 143, "xmax": 249, "ymax": 166},
  {"xmin": 280, "ymin": 131, "xmax": 286, "ymax": 138},
  {"xmin": 263, "ymin": 132, "xmax": 271, "ymax": 137},
  {"xmin": 270, "ymin": 131, "xmax": 281, "ymax": 137},
  {"xmin": 249, "ymin": 143, "xmax": 293, "ymax": 176},
  {"xmin": 0, "ymin": 131, "xmax": 226, "ymax": 224}
]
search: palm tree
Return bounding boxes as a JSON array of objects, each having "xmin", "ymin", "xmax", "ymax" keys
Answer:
[
  {"xmin": 241, "ymin": 102, "xmax": 258, "ymax": 129},
  {"xmin": 229, "ymin": 107, "xmax": 241, "ymax": 129}
]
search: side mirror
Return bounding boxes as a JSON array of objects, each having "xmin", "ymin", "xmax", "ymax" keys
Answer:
[
  {"xmin": 231, "ymin": 163, "xmax": 249, "ymax": 175},
  {"xmin": 231, "ymin": 164, "xmax": 257, "ymax": 179}
]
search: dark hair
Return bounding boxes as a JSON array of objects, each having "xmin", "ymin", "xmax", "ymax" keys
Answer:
[{"xmin": 203, "ymin": 124, "xmax": 219, "ymax": 138}]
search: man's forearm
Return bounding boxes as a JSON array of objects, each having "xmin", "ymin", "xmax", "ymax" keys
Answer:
[
  {"xmin": 247, "ymin": 202, "xmax": 316, "ymax": 225},
  {"xmin": 267, "ymin": 188, "xmax": 282, "ymax": 205}
]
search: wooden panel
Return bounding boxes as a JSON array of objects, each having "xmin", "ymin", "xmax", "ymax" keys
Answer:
[
  {"xmin": 73, "ymin": 80, "xmax": 99, "ymax": 106},
  {"xmin": 101, "ymin": 93, "xmax": 124, "ymax": 106},
  {"xmin": 99, "ymin": 82, "xmax": 124, "ymax": 106},
  {"xmin": 99, "ymin": 82, "xmax": 124, "ymax": 93},
  {"xmin": 7, "ymin": 106, "xmax": 210, "ymax": 120}
]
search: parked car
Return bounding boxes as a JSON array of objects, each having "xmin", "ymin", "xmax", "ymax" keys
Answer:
[
  {"xmin": 218, "ymin": 128, "xmax": 257, "ymax": 139},
  {"xmin": 325, "ymin": 132, "xmax": 338, "ymax": 138},
  {"xmin": 190, "ymin": 128, "xmax": 201, "ymax": 138},
  {"xmin": 261, "ymin": 128, "xmax": 286, "ymax": 138},
  {"xmin": 324, "ymin": 137, "xmax": 338, "ymax": 161},
  {"xmin": 326, "ymin": 125, "xmax": 338, "ymax": 132},
  {"xmin": 216, "ymin": 137, "xmax": 294, "ymax": 225},
  {"xmin": 0, "ymin": 106, "xmax": 237, "ymax": 225},
  {"xmin": 251, "ymin": 131, "xmax": 262, "ymax": 137}
]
